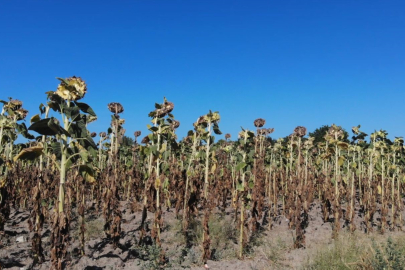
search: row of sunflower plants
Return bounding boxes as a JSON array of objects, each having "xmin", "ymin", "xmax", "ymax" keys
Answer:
[{"xmin": 1, "ymin": 76, "xmax": 405, "ymax": 269}]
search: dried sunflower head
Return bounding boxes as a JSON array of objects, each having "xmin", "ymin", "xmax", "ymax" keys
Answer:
[
  {"xmin": 352, "ymin": 125, "xmax": 360, "ymax": 135},
  {"xmin": 99, "ymin": 132, "xmax": 106, "ymax": 138},
  {"xmin": 134, "ymin": 131, "xmax": 141, "ymax": 137},
  {"xmin": 328, "ymin": 124, "xmax": 344, "ymax": 139},
  {"xmin": 55, "ymin": 76, "xmax": 87, "ymax": 101},
  {"xmin": 15, "ymin": 108, "xmax": 28, "ymax": 120},
  {"xmin": 197, "ymin": 116, "xmax": 207, "ymax": 125},
  {"xmin": 5, "ymin": 99, "xmax": 23, "ymax": 111},
  {"xmin": 171, "ymin": 120, "xmax": 180, "ymax": 129},
  {"xmin": 90, "ymin": 132, "xmax": 97, "ymax": 138},
  {"xmin": 141, "ymin": 135, "xmax": 150, "ymax": 144},
  {"xmin": 163, "ymin": 101, "xmax": 174, "ymax": 113},
  {"xmin": 267, "ymin": 128, "xmax": 275, "ymax": 135},
  {"xmin": 254, "ymin": 118, "xmax": 266, "ymax": 128},
  {"xmin": 107, "ymin": 102, "xmax": 124, "ymax": 114},
  {"xmin": 154, "ymin": 100, "xmax": 174, "ymax": 118},
  {"xmin": 294, "ymin": 126, "xmax": 307, "ymax": 137},
  {"xmin": 210, "ymin": 112, "xmax": 220, "ymax": 122},
  {"xmin": 225, "ymin": 133, "xmax": 231, "ymax": 140}
]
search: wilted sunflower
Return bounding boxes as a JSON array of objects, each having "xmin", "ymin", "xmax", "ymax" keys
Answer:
[
  {"xmin": 196, "ymin": 116, "xmax": 207, "ymax": 125},
  {"xmin": 171, "ymin": 120, "xmax": 180, "ymax": 129},
  {"xmin": 163, "ymin": 101, "xmax": 174, "ymax": 113},
  {"xmin": 111, "ymin": 118, "xmax": 125, "ymax": 128},
  {"xmin": 141, "ymin": 135, "xmax": 150, "ymax": 144},
  {"xmin": 4, "ymin": 99, "xmax": 23, "ymax": 111},
  {"xmin": 99, "ymin": 132, "xmax": 106, "ymax": 138},
  {"xmin": 294, "ymin": 126, "xmax": 307, "ymax": 137},
  {"xmin": 107, "ymin": 102, "xmax": 124, "ymax": 114},
  {"xmin": 258, "ymin": 128, "xmax": 268, "ymax": 136},
  {"xmin": 225, "ymin": 133, "xmax": 231, "ymax": 140},
  {"xmin": 55, "ymin": 76, "xmax": 87, "ymax": 101},
  {"xmin": 328, "ymin": 124, "xmax": 344, "ymax": 139},
  {"xmin": 254, "ymin": 118, "xmax": 266, "ymax": 128},
  {"xmin": 90, "ymin": 132, "xmax": 97, "ymax": 138},
  {"xmin": 267, "ymin": 128, "xmax": 275, "ymax": 135},
  {"xmin": 154, "ymin": 100, "xmax": 174, "ymax": 118},
  {"xmin": 209, "ymin": 112, "xmax": 220, "ymax": 122},
  {"xmin": 134, "ymin": 131, "xmax": 141, "ymax": 137},
  {"xmin": 15, "ymin": 108, "xmax": 28, "ymax": 120}
]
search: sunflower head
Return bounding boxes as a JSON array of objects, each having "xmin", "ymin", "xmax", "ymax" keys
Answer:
[
  {"xmin": 254, "ymin": 118, "xmax": 266, "ymax": 128},
  {"xmin": 55, "ymin": 76, "xmax": 87, "ymax": 101},
  {"xmin": 5, "ymin": 99, "xmax": 23, "ymax": 111},
  {"xmin": 134, "ymin": 131, "xmax": 141, "ymax": 137},
  {"xmin": 154, "ymin": 100, "xmax": 174, "ymax": 118},
  {"xmin": 107, "ymin": 102, "xmax": 124, "ymax": 114},
  {"xmin": 171, "ymin": 120, "xmax": 180, "ymax": 129},
  {"xmin": 15, "ymin": 108, "xmax": 28, "ymax": 120},
  {"xmin": 294, "ymin": 126, "xmax": 307, "ymax": 137},
  {"xmin": 141, "ymin": 135, "xmax": 150, "ymax": 144}
]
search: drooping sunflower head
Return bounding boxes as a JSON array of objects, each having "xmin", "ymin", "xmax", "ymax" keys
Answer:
[
  {"xmin": 5, "ymin": 99, "xmax": 23, "ymax": 111},
  {"xmin": 254, "ymin": 118, "xmax": 266, "ymax": 128},
  {"xmin": 134, "ymin": 131, "xmax": 141, "ymax": 137},
  {"xmin": 294, "ymin": 126, "xmax": 307, "ymax": 137},
  {"xmin": 163, "ymin": 101, "xmax": 174, "ymax": 114},
  {"xmin": 15, "ymin": 108, "xmax": 29, "ymax": 120},
  {"xmin": 55, "ymin": 76, "xmax": 87, "ymax": 101},
  {"xmin": 107, "ymin": 102, "xmax": 124, "ymax": 114},
  {"xmin": 154, "ymin": 100, "xmax": 175, "ymax": 118},
  {"xmin": 171, "ymin": 120, "xmax": 180, "ymax": 129},
  {"xmin": 267, "ymin": 128, "xmax": 275, "ymax": 135},
  {"xmin": 225, "ymin": 133, "xmax": 231, "ymax": 140},
  {"xmin": 141, "ymin": 135, "xmax": 150, "ymax": 144}
]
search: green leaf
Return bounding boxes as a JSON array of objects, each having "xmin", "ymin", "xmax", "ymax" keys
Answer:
[
  {"xmin": 236, "ymin": 162, "xmax": 246, "ymax": 171},
  {"xmin": 236, "ymin": 182, "xmax": 244, "ymax": 191},
  {"xmin": 75, "ymin": 102, "xmax": 97, "ymax": 117},
  {"xmin": 64, "ymin": 107, "xmax": 80, "ymax": 121},
  {"xmin": 213, "ymin": 123, "xmax": 222, "ymax": 135},
  {"xmin": 79, "ymin": 165, "xmax": 96, "ymax": 184},
  {"xmin": 39, "ymin": 103, "xmax": 46, "ymax": 114},
  {"xmin": 87, "ymin": 146, "xmax": 97, "ymax": 159},
  {"xmin": 150, "ymin": 145, "xmax": 158, "ymax": 155},
  {"xmin": 83, "ymin": 134, "xmax": 97, "ymax": 150},
  {"xmin": 16, "ymin": 123, "xmax": 35, "ymax": 140},
  {"xmin": 51, "ymin": 142, "xmax": 62, "ymax": 159},
  {"xmin": 28, "ymin": 117, "xmax": 70, "ymax": 136},
  {"xmin": 79, "ymin": 149, "xmax": 89, "ymax": 163}
]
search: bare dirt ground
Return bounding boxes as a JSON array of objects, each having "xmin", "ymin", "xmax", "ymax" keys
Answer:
[{"xmin": 1, "ymin": 199, "xmax": 404, "ymax": 270}]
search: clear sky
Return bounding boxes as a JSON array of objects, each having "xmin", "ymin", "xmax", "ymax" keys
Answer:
[{"xmin": 1, "ymin": 1, "xmax": 404, "ymax": 142}]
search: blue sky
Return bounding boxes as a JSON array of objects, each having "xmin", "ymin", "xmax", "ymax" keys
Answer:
[{"xmin": 1, "ymin": 1, "xmax": 404, "ymax": 142}]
